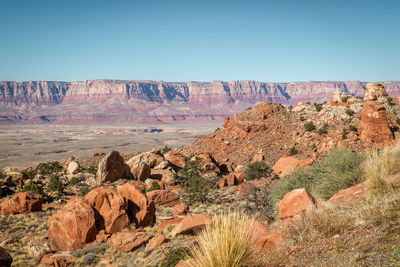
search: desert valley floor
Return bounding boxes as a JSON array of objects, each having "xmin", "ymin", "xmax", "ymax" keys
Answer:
[{"xmin": 0, "ymin": 122, "xmax": 221, "ymax": 169}]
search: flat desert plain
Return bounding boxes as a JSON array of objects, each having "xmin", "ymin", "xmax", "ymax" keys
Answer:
[{"xmin": 0, "ymin": 121, "xmax": 221, "ymax": 169}]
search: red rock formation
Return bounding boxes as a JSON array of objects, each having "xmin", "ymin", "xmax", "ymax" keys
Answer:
[
  {"xmin": 0, "ymin": 192, "xmax": 42, "ymax": 215},
  {"xmin": 107, "ymin": 231, "xmax": 150, "ymax": 252},
  {"xmin": 48, "ymin": 198, "xmax": 97, "ymax": 251},
  {"xmin": 279, "ymin": 188, "xmax": 316, "ymax": 220},
  {"xmin": 146, "ymin": 190, "xmax": 181, "ymax": 207},
  {"xmin": 0, "ymin": 246, "xmax": 12, "ymax": 267},
  {"xmin": 84, "ymin": 187, "xmax": 130, "ymax": 234},
  {"xmin": 157, "ymin": 217, "xmax": 183, "ymax": 232},
  {"xmin": 172, "ymin": 203, "xmax": 189, "ymax": 216},
  {"xmin": 145, "ymin": 234, "xmax": 166, "ymax": 250},
  {"xmin": 117, "ymin": 181, "xmax": 156, "ymax": 227},
  {"xmin": 171, "ymin": 214, "xmax": 212, "ymax": 236},
  {"xmin": 328, "ymin": 183, "xmax": 366, "ymax": 205},
  {"xmin": 96, "ymin": 151, "xmax": 132, "ymax": 183},
  {"xmin": 272, "ymin": 157, "xmax": 313, "ymax": 177}
]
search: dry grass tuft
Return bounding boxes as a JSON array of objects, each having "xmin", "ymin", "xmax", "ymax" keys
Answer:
[
  {"xmin": 364, "ymin": 141, "xmax": 400, "ymax": 195},
  {"xmin": 283, "ymin": 202, "xmax": 355, "ymax": 246},
  {"xmin": 187, "ymin": 212, "xmax": 261, "ymax": 267}
]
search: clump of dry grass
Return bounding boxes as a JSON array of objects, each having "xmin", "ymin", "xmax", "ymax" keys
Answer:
[
  {"xmin": 187, "ymin": 212, "xmax": 261, "ymax": 267},
  {"xmin": 283, "ymin": 202, "xmax": 355, "ymax": 246},
  {"xmin": 364, "ymin": 141, "xmax": 400, "ymax": 195}
]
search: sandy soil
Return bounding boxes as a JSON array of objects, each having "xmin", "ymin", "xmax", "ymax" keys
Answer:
[{"xmin": 0, "ymin": 121, "xmax": 221, "ymax": 169}]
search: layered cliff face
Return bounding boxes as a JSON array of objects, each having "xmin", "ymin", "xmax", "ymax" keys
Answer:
[{"xmin": 1, "ymin": 80, "xmax": 400, "ymax": 124}]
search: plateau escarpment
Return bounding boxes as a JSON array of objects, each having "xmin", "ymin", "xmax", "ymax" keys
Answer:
[{"xmin": 1, "ymin": 80, "xmax": 400, "ymax": 124}]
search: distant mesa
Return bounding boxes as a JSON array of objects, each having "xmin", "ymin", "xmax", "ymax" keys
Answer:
[{"xmin": 1, "ymin": 80, "xmax": 400, "ymax": 124}]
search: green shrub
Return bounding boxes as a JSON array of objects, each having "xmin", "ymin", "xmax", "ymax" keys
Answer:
[
  {"xmin": 299, "ymin": 116, "xmax": 305, "ymax": 121},
  {"xmin": 79, "ymin": 186, "xmax": 91, "ymax": 196},
  {"xmin": 21, "ymin": 183, "xmax": 44, "ymax": 195},
  {"xmin": 345, "ymin": 109, "xmax": 355, "ymax": 117},
  {"xmin": 85, "ymin": 166, "xmax": 97, "ymax": 175},
  {"xmin": 397, "ymin": 118, "xmax": 400, "ymax": 125},
  {"xmin": 22, "ymin": 170, "xmax": 37, "ymax": 180},
  {"xmin": 162, "ymin": 145, "xmax": 172, "ymax": 154},
  {"xmin": 270, "ymin": 149, "xmax": 365, "ymax": 211},
  {"xmin": 289, "ymin": 146, "xmax": 298, "ymax": 156},
  {"xmin": 70, "ymin": 177, "xmax": 79, "ymax": 185},
  {"xmin": 304, "ymin": 122, "xmax": 316, "ymax": 132},
  {"xmin": 388, "ymin": 97, "xmax": 395, "ymax": 106},
  {"xmin": 147, "ymin": 181, "xmax": 161, "ymax": 192},
  {"xmin": 48, "ymin": 175, "xmax": 63, "ymax": 193},
  {"xmin": 176, "ymin": 158, "xmax": 213, "ymax": 204},
  {"xmin": 160, "ymin": 247, "xmax": 188, "ymax": 267},
  {"xmin": 317, "ymin": 124, "xmax": 328, "ymax": 135},
  {"xmin": 39, "ymin": 161, "xmax": 62, "ymax": 176},
  {"xmin": 348, "ymin": 125, "xmax": 357, "ymax": 132},
  {"xmin": 342, "ymin": 128, "xmax": 349, "ymax": 139},
  {"xmin": 341, "ymin": 96, "xmax": 349, "ymax": 103},
  {"xmin": 245, "ymin": 161, "xmax": 271, "ymax": 180},
  {"xmin": 314, "ymin": 104, "xmax": 323, "ymax": 112},
  {"xmin": 312, "ymin": 149, "xmax": 365, "ymax": 199}
]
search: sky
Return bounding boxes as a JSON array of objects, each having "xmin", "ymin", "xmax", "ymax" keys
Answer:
[{"xmin": 0, "ymin": 0, "xmax": 399, "ymax": 82}]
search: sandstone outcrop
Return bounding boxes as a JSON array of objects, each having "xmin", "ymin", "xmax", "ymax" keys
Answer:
[
  {"xmin": 126, "ymin": 150, "xmax": 165, "ymax": 170},
  {"xmin": 272, "ymin": 156, "xmax": 313, "ymax": 177},
  {"xmin": 172, "ymin": 203, "xmax": 189, "ymax": 216},
  {"xmin": 146, "ymin": 190, "xmax": 181, "ymax": 207},
  {"xmin": 359, "ymin": 83, "xmax": 393, "ymax": 147},
  {"xmin": 0, "ymin": 192, "xmax": 42, "ymax": 215},
  {"xmin": 249, "ymin": 220, "xmax": 282, "ymax": 250},
  {"xmin": 157, "ymin": 217, "xmax": 183, "ymax": 232},
  {"xmin": 145, "ymin": 234, "xmax": 166, "ymax": 250},
  {"xmin": 96, "ymin": 151, "xmax": 132, "ymax": 183},
  {"xmin": 48, "ymin": 198, "xmax": 97, "ymax": 251},
  {"xmin": 279, "ymin": 188, "xmax": 316, "ymax": 220},
  {"xmin": 67, "ymin": 161, "xmax": 80, "ymax": 174},
  {"xmin": 328, "ymin": 182, "xmax": 366, "ymax": 205},
  {"xmin": 84, "ymin": 187, "xmax": 130, "ymax": 233},
  {"xmin": 118, "ymin": 181, "xmax": 156, "ymax": 227},
  {"xmin": 171, "ymin": 214, "xmax": 212, "ymax": 236},
  {"xmin": 165, "ymin": 151, "xmax": 186, "ymax": 169},
  {"xmin": 132, "ymin": 163, "xmax": 151, "ymax": 181},
  {"xmin": 107, "ymin": 231, "xmax": 150, "ymax": 252}
]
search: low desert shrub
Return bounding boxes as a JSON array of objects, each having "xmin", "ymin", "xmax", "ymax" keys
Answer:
[
  {"xmin": 270, "ymin": 149, "xmax": 365, "ymax": 211},
  {"xmin": 22, "ymin": 170, "xmax": 36, "ymax": 180},
  {"xmin": 346, "ymin": 109, "xmax": 355, "ymax": 117},
  {"xmin": 39, "ymin": 161, "xmax": 62, "ymax": 176},
  {"xmin": 48, "ymin": 175, "xmax": 63, "ymax": 193},
  {"xmin": 304, "ymin": 122, "xmax": 316, "ymax": 132},
  {"xmin": 342, "ymin": 128, "xmax": 349, "ymax": 139},
  {"xmin": 188, "ymin": 212, "xmax": 261, "ymax": 267},
  {"xmin": 160, "ymin": 247, "xmax": 188, "ymax": 267},
  {"xmin": 299, "ymin": 116, "xmax": 305, "ymax": 121},
  {"xmin": 284, "ymin": 203, "xmax": 355, "ymax": 246},
  {"xmin": 388, "ymin": 97, "xmax": 395, "ymax": 106},
  {"xmin": 21, "ymin": 183, "xmax": 44, "ymax": 195},
  {"xmin": 317, "ymin": 124, "xmax": 328, "ymax": 135},
  {"xmin": 70, "ymin": 177, "xmax": 79, "ymax": 185},
  {"xmin": 162, "ymin": 145, "xmax": 172, "ymax": 154},
  {"xmin": 396, "ymin": 118, "xmax": 400, "ymax": 125},
  {"xmin": 348, "ymin": 125, "xmax": 357, "ymax": 132},
  {"xmin": 364, "ymin": 142, "xmax": 400, "ymax": 195},
  {"xmin": 312, "ymin": 149, "xmax": 365, "ymax": 199},
  {"xmin": 289, "ymin": 146, "xmax": 298, "ymax": 156},
  {"xmin": 147, "ymin": 181, "xmax": 161, "ymax": 192},
  {"xmin": 245, "ymin": 161, "xmax": 271, "ymax": 180},
  {"xmin": 85, "ymin": 166, "xmax": 97, "ymax": 175},
  {"xmin": 314, "ymin": 104, "xmax": 323, "ymax": 112}
]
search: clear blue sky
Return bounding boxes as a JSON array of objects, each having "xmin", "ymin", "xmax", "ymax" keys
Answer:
[{"xmin": 0, "ymin": 0, "xmax": 399, "ymax": 82}]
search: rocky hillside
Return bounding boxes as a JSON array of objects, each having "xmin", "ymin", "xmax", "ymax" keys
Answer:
[
  {"xmin": 1, "ymin": 82, "xmax": 400, "ymax": 266},
  {"xmin": 1, "ymin": 80, "xmax": 400, "ymax": 124}
]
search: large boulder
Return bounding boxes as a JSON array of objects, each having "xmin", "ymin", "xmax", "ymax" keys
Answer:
[
  {"xmin": 172, "ymin": 203, "xmax": 189, "ymax": 216},
  {"xmin": 118, "ymin": 181, "xmax": 156, "ymax": 227},
  {"xmin": 279, "ymin": 188, "xmax": 316, "ymax": 220},
  {"xmin": 96, "ymin": 151, "xmax": 132, "ymax": 183},
  {"xmin": 171, "ymin": 214, "xmax": 212, "ymax": 236},
  {"xmin": 67, "ymin": 161, "xmax": 80, "ymax": 174},
  {"xmin": 165, "ymin": 151, "xmax": 186, "ymax": 169},
  {"xmin": 359, "ymin": 85, "xmax": 393, "ymax": 147},
  {"xmin": 146, "ymin": 233, "xmax": 166, "ymax": 250},
  {"xmin": 48, "ymin": 198, "xmax": 97, "ymax": 251},
  {"xmin": 84, "ymin": 187, "xmax": 130, "ymax": 234},
  {"xmin": 248, "ymin": 220, "xmax": 282, "ymax": 250},
  {"xmin": 132, "ymin": 163, "xmax": 151, "ymax": 181},
  {"xmin": 126, "ymin": 149, "xmax": 165, "ymax": 170},
  {"xmin": 146, "ymin": 190, "xmax": 181, "ymax": 207},
  {"xmin": 107, "ymin": 231, "xmax": 149, "ymax": 252},
  {"xmin": 157, "ymin": 217, "xmax": 183, "ymax": 232},
  {"xmin": 0, "ymin": 246, "xmax": 12, "ymax": 267},
  {"xmin": 0, "ymin": 192, "xmax": 42, "ymax": 215},
  {"xmin": 272, "ymin": 157, "xmax": 313, "ymax": 177}
]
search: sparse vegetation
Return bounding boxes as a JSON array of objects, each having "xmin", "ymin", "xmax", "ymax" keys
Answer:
[
  {"xmin": 314, "ymin": 104, "xmax": 323, "ymax": 112},
  {"xmin": 147, "ymin": 181, "xmax": 161, "ymax": 192},
  {"xmin": 160, "ymin": 247, "xmax": 188, "ymax": 267},
  {"xmin": 39, "ymin": 161, "xmax": 62, "ymax": 176},
  {"xmin": 346, "ymin": 109, "xmax": 355, "ymax": 117},
  {"xmin": 341, "ymin": 96, "xmax": 349, "ymax": 102},
  {"xmin": 70, "ymin": 177, "xmax": 79, "ymax": 185},
  {"xmin": 22, "ymin": 170, "xmax": 36, "ymax": 180},
  {"xmin": 48, "ymin": 175, "xmax": 63, "ymax": 193},
  {"xmin": 245, "ymin": 161, "xmax": 271, "ymax": 180},
  {"xmin": 21, "ymin": 183, "xmax": 44, "ymax": 196},
  {"xmin": 289, "ymin": 146, "xmax": 299, "ymax": 156},
  {"xmin": 188, "ymin": 213, "xmax": 261, "ymax": 267},
  {"xmin": 348, "ymin": 125, "xmax": 357, "ymax": 132},
  {"xmin": 397, "ymin": 117, "xmax": 400, "ymax": 125},
  {"xmin": 388, "ymin": 97, "xmax": 395, "ymax": 106},
  {"xmin": 162, "ymin": 145, "xmax": 172, "ymax": 154},
  {"xmin": 299, "ymin": 116, "xmax": 305, "ymax": 121},
  {"xmin": 342, "ymin": 128, "xmax": 349, "ymax": 139},
  {"xmin": 304, "ymin": 122, "xmax": 316, "ymax": 132},
  {"xmin": 85, "ymin": 166, "xmax": 97, "ymax": 175},
  {"xmin": 317, "ymin": 124, "xmax": 328, "ymax": 135}
]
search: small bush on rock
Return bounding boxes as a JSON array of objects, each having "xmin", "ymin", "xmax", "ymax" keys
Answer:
[
  {"xmin": 162, "ymin": 145, "xmax": 172, "ymax": 154},
  {"xmin": 289, "ymin": 146, "xmax": 298, "ymax": 156},
  {"xmin": 48, "ymin": 175, "xmax": 63, "ymax": 193},
  {"xmin": 85, "ymin": 166, "xmax": 97, "ymax": 175},
  {"xmin": 39, "ymin": 161, "xmax": 62, "ymax": 176},
  {"xmin": 245, "ymin": 161, "xmax": 271, "ymax": 180},
  {"xmin": 147, "ymin": 181, "xmax": 161, "ymax": 192},
  {"xmin": 304, "ymin": 122, "xmax": 316, "ymax": 132},
  {"xmin": 314, "ymin": 104, "xmax": 323, "ymax": 112},
  {"xmin": 160, "ymin": 247, "xmax": 188, "ymax": 267},
  {"xmin": 21, "ymin": 183, "xmax": 44, "ymax": 195},
  {"xmin": 346, "ymin": 109, "xmax": 355, "ymax": 117},
  {"xmin": 70, "ymin": 177, "xmax": 79, "ymax": 185}
]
